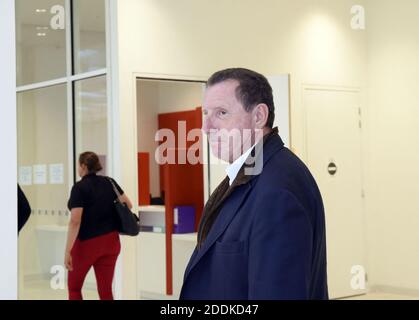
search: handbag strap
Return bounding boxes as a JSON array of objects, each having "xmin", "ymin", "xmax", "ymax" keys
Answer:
[{"xmin": 107, "ymin": 177, "xmax": 122, "ymax": 201}]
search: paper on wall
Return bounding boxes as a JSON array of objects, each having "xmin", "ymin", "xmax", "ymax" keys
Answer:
[
  {"xmin": 19, "ymin": 166, "xmax": 32, "ymax": 186},
  {"xmin": 33, "ymin": 165, "xmax": 47, "ymax": 185},
  {"xmin": 49, "ymin": 164, "xmax": 64, "ymax": 184}
]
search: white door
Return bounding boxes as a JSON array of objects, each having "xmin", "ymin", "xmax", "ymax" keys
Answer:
[
  {"xmin": 204, "ymin": 75, "xmax": 290, "ymax": 197},
  {"xmin": 304, "ymin": 87, "xmax": 366, "ymax": 299}
]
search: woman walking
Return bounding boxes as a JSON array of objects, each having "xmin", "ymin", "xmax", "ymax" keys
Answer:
[{"xmin": 65, "ymin": 151, "xmax": 132, "ymax": 300}]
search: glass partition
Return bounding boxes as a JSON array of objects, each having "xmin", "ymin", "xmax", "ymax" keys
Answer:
[
  {"xmin": 16, "ymin": 0, "xmax": 108, "ymax": 300},
  {"xmin": 15, "ymin": 0, "xmax": 67, "ymax": 85},
  {"xmin": 74, "ymin": 75, "xmax": 108, "ymax": 176},
  {"xmin": 17, "ymin": 84, "xmax": 70, "ymax": 299},
  {"xmin": 72, "ymin": 0, "xmax": 106, "ymax": 74}
]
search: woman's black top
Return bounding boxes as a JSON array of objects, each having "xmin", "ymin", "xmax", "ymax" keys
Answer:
[{"xmin": 67, "ymin": 173, "xmax": 124, "ymax": 241}]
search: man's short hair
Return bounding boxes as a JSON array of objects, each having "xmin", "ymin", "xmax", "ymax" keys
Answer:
[{"xmin": 207, "ymin": 68, "xmax": 275, "ymax": 128}]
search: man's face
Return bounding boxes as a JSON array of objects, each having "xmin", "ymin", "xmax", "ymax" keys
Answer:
[{"xmin": 202, "ymin": 80, "xmax": 257, "ymax": 163}]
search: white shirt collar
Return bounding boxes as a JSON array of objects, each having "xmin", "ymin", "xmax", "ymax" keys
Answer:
[{"xmin": 225, "ymin": 145, "xmax": 256, "ymax": 186}]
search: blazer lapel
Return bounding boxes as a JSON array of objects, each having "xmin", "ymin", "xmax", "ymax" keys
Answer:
[{"xmin": 184, "ymin": 181, "xmax": 253, "ymax": 279}]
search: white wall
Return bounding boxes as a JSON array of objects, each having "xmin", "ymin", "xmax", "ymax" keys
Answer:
[
  {"xmin": 157, "ymin": 81, "xmax": 203, "ymax": 114},
  {"xmin": 365, "ymin": 0, "xmax": 419, "ymax": 292},
  {"xmin": 117, "ymin": 0, "xmax": 367, "ymax": 298},
  {"xmin": 118, "ymin": 0, "xmax": 367, "ymax": 159},
  {"xmin": 0, "ymin": 0, "xmax": 17, "ymax": 300}
]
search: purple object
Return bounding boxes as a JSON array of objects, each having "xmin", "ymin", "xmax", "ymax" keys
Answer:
[{"xmin": 173, "ymin": 206, "xmax": 195, "ymax": 234}]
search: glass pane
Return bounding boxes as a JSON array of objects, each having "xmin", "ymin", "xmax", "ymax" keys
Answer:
[
  {"xmin": 16, "ymin": 0, "xmax": 67, "ymax": 85},
  {"xmin": 73, "ymin": 0, "xmax": 107, "ymax": 74},
  {"xmin": 17, "ymin": 84, "xmax": 71, "ymax": 299},
  {"xmin": 74, "ymin": 76, "xmax": 108, "ymax": 176}
]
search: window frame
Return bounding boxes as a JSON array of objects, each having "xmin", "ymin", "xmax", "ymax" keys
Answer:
[{"xmin": 15, "ymin": 0, "xmax": 112, "ymax": 187}]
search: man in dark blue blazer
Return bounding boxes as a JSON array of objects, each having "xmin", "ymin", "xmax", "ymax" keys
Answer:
[{"xmin": 180, "ymin": 68, "xmax": 328, "ymax": 300}]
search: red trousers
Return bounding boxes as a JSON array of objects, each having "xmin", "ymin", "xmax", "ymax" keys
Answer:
[{"xmin": 68, "ymin": 231, "xmax": 120, "ymax": 300}]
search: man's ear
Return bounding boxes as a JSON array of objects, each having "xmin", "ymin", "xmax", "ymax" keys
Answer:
[{"xmin": 254, "ymin": 103, "xmax": 269, "ymax": 129}]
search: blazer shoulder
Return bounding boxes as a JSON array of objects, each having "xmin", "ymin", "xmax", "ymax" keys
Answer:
[
  {"xmin": 260, "ymin": 147, "xmax": 311, "ymax": 182},
  {"xmin": 255, "ymin": 147, "xmax": 323, "ymax": 210}
]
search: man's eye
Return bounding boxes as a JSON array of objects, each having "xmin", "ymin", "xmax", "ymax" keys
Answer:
[{"xmin": 217, "ymin": 110, "xmax": 227, "ymax": 117}]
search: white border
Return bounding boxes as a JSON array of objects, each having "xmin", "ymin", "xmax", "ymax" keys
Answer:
[
  {"xmin": 0, "ymin": 0, "xmax": 18, "ymax": 300},
  {"xmin": 66, "ymin": 0, "xmax": 74, "ymax": 196},
  {"xmin": 106, "ymin": 0, "xmax": 123, "ymax": 300}
]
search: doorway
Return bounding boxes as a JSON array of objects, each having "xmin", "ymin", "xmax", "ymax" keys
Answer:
[
  {"xmin": 303, "ymin": 86, "xmax": 367, "ymax": 299},
  {"xmin": 135, "ymin": 77, "xmax": 205, "ymax": 298}
]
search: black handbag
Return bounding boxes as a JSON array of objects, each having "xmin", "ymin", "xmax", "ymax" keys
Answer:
[{"xmin": 107, "ymin": 177, "xmax": 140, "ymax": 236}]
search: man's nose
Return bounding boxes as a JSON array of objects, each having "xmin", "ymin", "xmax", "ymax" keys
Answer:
[{"xmin": 202, "ymin": 116, "xmax": 213, "ymax": 135}]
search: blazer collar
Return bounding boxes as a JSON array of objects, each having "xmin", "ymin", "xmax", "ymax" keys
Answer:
[{"xmin": 230, "ymin": 127, "xmax": 285, "ymax": 186}]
